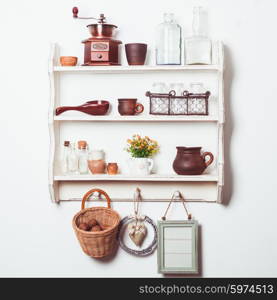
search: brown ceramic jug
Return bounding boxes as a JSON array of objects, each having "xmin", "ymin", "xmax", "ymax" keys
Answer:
[{"xmin": 173, "ymin": 147, "xmax": 214, "ymax": 175}]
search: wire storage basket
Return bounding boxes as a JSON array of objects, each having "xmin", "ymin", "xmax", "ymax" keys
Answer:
[
  {"xmin": 72, "ymin": 189, "xmax": 121, "ymax": 258},
  {"xmin": 145, "ymin": 90, "xmax": 210, "ymax": 115}
]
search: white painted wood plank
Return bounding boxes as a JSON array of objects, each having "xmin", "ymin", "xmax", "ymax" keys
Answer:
[
  {"xmin": 54, "ymin": 115, "xmax": 219, "ymax": 122},
  {"xmin": 164, "ymin": 227, "xmax": 192, "ymax": 239},
  {"xmin": 48, "ymin": 43, "xmax": 57, "ymax": 203},
  {"xmin": 53, "ymin": 174, "xmax": 218, "ymax": 182},
  {"xmin": 59, "ymin": 197, "xmax": 217, "ymax": 203},
  {"xmin": 53, "ymin": 64, "xmax": 220, "ymax": 73},
  {"xmin": 216, "ymin": 41, "xmax": 225, "ymax": 203},
  {"xmin": 164, "ymin": 253, "xmax": 192, "ymax": 268},
  {"xmin": 164, "ymin": 240, "xmax": 192, "ymax": 253}
]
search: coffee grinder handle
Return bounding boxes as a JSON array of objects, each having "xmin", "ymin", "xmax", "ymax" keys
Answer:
[{"xmin": 72, "ymin": 7, "xmax": 106, "ymax": 23}]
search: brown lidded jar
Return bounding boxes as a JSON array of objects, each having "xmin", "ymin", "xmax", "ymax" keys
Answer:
[
  {"xmin": 64, "ymin": 141, "xmax": 70, "ymax": 147},
  {"xmin": 107, "ymin": 163, "xmax": 118, "ymax": 175}
]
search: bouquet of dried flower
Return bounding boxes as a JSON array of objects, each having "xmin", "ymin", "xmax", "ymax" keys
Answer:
[{"xmin": 125, "ymin": 134, "xmax": 159, "ymax": 158}]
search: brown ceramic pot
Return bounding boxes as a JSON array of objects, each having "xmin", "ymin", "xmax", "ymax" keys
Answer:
[
  {"xmin": 118, "ymin": 99, "xmax": 144, "ymax": 115},
  {"xmin": 125, "ymin": 43, "xmax": 147, "ymax": 65},
  {"xmin": 173, "ymin": 147, "xmax": 214, "ymax": 175},
  {"xmin": 107, "ymin": 163, "xmax": 118, "ymax": 175},
  {"xmin": 88, "ymin": 160, "xmax": 106, "ymax": 174}
]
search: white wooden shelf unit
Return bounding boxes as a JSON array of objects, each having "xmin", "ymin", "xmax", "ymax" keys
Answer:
[{"xmin": 48, "ymin": 42, "xmax": 225, "ymax": 204}]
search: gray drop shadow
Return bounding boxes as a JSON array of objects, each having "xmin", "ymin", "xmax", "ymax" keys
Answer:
[
  {"xmin": 163, "ymin": 224, "xmax": 203, "ymax": 278},
  {"xmin": 222, "ymin": 45, "xmax": 234, "ymax": 206}
]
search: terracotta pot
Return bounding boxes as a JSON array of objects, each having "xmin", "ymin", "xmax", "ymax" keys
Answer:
[
  {"xmin": 107, "ymin": 163, "xmax": 118, "ymax": 175},
  {"xmin": 173, "ymin": 147, "xmax": 214, "ymax": 175},
  {"xmin": 125, "ymin": 43, "xmax": 147, "ymax": 65},
  {"xmin": 60, "ymin": 56, "xmax": 78, "ymax": 66},
  {"xmin": 88, "ymin": 160, "xmax": 106, "ymax": 174},
  {"xmin": 118, "ymin": 99, "xmax": 144, "ymax": 115}
]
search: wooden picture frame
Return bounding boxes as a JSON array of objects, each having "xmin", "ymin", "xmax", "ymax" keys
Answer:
[{"xmin": 157, "ymin": 220, "xmax": 198, "ymax": 274}]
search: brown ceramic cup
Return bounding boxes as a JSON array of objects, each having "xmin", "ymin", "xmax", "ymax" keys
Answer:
[
  {"xmin": 125, "ymin": 43, "xmax": 147, "ymax": 65},
  {"xmin": 118, "ymin": 99, "xmax": 144, "ymax": 115}
]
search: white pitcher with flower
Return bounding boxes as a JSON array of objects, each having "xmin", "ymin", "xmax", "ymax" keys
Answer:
[{"xmin": 125, "ymin": 134, "xmax": 159, "ymax": 176}]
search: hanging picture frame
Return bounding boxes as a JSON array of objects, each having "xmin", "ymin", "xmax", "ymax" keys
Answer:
[
  {"xmin": 157, "ymin": 220, "xmax": 198, "ymax": 274},
  {"xmin": 157, "ymin": 191, "xmax": 198, "ymax": 274}
]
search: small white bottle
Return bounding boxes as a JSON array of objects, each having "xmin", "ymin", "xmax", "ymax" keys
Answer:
[
  {"xmin": 61, "ymin": 141, "xmax": 70, "ymax": 174},
  {"xmin": 77, "ymin": 140, "xmax": 88, "ymax": 174},
  {"xmin": 68, "ymin": 142, "xmax": 79, "ymax": 174},
  {"xmin": 185, "ymin": 6, "xmax": 212, "ymax": 65}
]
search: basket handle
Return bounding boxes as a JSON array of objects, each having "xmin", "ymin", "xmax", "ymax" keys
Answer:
[{"xmin": 81, "ymin": 188, "xmax": 111, "ymax": 210}]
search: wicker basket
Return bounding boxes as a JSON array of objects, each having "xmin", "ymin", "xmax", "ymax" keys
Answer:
[{"xmin": 72, "ymin": 189, "xmax": 121, "ymax": 258}]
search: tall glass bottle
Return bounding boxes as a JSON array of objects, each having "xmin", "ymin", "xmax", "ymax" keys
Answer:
[
  {"xmin": 61, "ymin": 141, "xmax": 70, "ymax": 174},
  {"xmin": 68, "ymin": 142, "xmax": 79, "ymax": 174},
  {"xmin": 77, "ymin": 140, "xmax": 88, "ymax": 174},
  {"xmin": 185, "ymin": 6, "xmax": 212, "ymax": 65},
  {"xmin": 156, "ymin": 13, "xmax": 181, "ymax": 65}
]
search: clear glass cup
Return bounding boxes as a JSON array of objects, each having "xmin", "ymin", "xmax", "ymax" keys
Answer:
[
  {"xmin": 169, "ymin": 83, "xmax": 185, "ymax": 95},
  {"xmin": 151, "ymin": 82, "xmax": 169, "ymax": 114},
  {"xmin": 152, "ymin": 82, "xmax": 168, "ymax": 93}
]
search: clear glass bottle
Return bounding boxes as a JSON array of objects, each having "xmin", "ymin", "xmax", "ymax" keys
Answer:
[
  {"xmin": 156, "ymin": 13, "xmax": 181, "ymax": 65},
  {"xmin": 78, "ymin": 141, "xmax": 88, "ymax": 174},
  {"xmin": 61, "ymin": 141, "xmax": 70, "ymax": 174},
  {"xmin": 185, "ymin": 6, "xmax": 212, "ymax": 65},
  {"xmin": 68, "ymin": 142, "xmax": 79, "ymax": 174}
]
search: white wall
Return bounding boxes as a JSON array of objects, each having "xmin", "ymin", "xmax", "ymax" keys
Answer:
[{"xmin": 0, "ymin": 0, "xmax": 277, "ymax": 277}]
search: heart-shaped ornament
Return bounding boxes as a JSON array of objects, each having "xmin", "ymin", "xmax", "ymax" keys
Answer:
[{"xmin": 128, "ymin": 221, "xmax": 147, "ymax": 247}]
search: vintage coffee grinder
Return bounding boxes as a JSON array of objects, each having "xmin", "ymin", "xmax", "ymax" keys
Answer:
[{"xmin": 72, "ymin": 7, "xmax": 122, "ymax": 66}]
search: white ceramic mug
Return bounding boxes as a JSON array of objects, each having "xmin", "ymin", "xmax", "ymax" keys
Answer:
[{"xmin": 127, "ymin": 157, "xmax": 154, "ymax": 176}]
